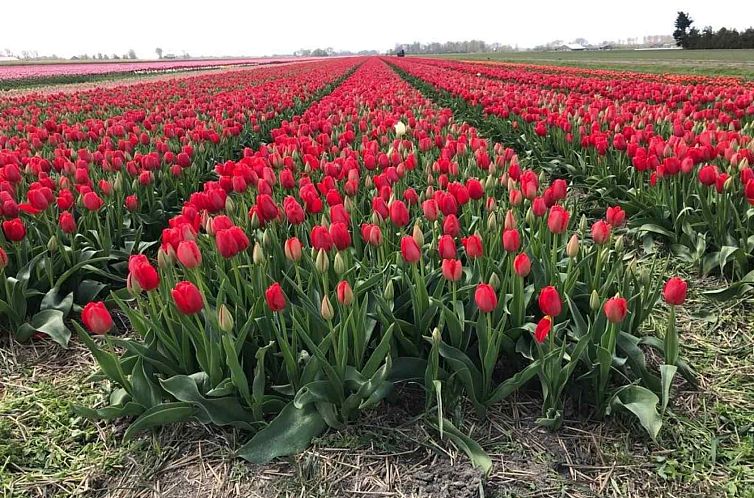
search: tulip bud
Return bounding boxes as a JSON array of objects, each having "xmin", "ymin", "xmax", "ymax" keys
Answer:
[
  {"xmin": 315, "ymin": 249, "xmax": 329, "ymax": 273},
  {"xmin": 114, "ymin": 173, "xmax": 124, "ymax": 192},
  {"xmin": 263, "ymin": 229, "xmax": 273, "ymax": 248},
  {"xmin": 383, "ymin": 280, "xmax": 394, "ymax": 301},
  {"xmin": 614, "ymin": 235, "xmax": 624, "ymax": 253},
  {"xmin": 431, "ymin": 326, "xmax": 442, "ymax": 343},
  {"xmin": 394, "ymin": 121, "xmax": 407, "ymax": 137},
  {"xmin": 364, "ymin": 176, "xmax": 373, "ymax": 189},
  {"xmin": 504, "ymin": 210, "xmax": 516, "ymax": 230},
  {"xmin": 723, "ymin": 176, "xmax": 734, "ymax": 191},
  {"xmin": 579, "ymin": 215, "xmax": 587, "ymax": 234},
  {"xmin": 489, "ymin": 272, "xmax": 501, "ymax": 290},
  {"xmin": 224, "ymin": 196, "xmax": 235, "ymax": 213},
  {"xmin": 739, "ymin": 157, "xmax": 750, "ymax": 171},
  {"xmin": 640, "ymin": 267, "xmax": 650, "ymax": 285},
  {"xmin": 202, "ymin": 212, "xmax": 213, "ymax": 235},
  {"xmin": 344, "ymin": 196, "xmax": 353, "ymax": 212},
  {"xmin": 487, "ymin": 212, "xmax": 497, "ymax": 232},
  {"xmin": 334, "ymin": 252, "xmax": 347, "ymax": 275},
  {"xmin": 590, "ymin": 290, "xmax": 601, "ymax": 311},
  {"xmin": 321, "ymin": 295, "xmax": 334, "ymax": 320},
  {"xmin": 252, "ymin": 243, "xmax": 265, "ymax": 265},
  {"xmin": 47, "ymin": 236, "xmax": 58, "ymax": 253},
  {"xmin": 485, "ymin": 175, "xmax": 495, "ymax": 191},
  {"xmin": 336, "ymin": 280, "xmax": 354, "ymax": 306},
  {"xmin": 218, "ymin": 304, "xmax": 234, "ymax": 333},
  {"xmin": 566, "ymin": 234, "xmax": 580, "ymax": 259},
  {"xmin": 249, "ymin": 211, "xmax": 260, "ymax": 229},
  {"xmin": 127, "ymin": 273, "xmax": 142, "ymax": 296},
  {"xmin": 412, "ymin": 223, "xmax": 424, "ymax": 247},
  {"xmin": 157, "ymin": 246, "xmax": 172, "ymax": 269},
  {"xmin": 525, "ymin": 207, "xmax": 535, "ymax": 227}
]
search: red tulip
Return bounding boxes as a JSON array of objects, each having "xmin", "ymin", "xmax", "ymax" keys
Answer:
[
  {"xmin": 2, "ymin": 218, "xmax": 26, "ymax": 242},
  {"xmin": 125, "ymin": 194, "xmax": 138, "ymax": 211},
  {"xmin": 389, "ymin": 200, "xmax": 409, "ymax": 227},
  {"xmin": 538, "ymin": 286, "xmax": 562, "ymax": 317},
  {"xmin": 256, "ymin": 194, "xmax": 279, "ymax": 223},
  {"xmin": 546, "ymin": 205, "xmax": 570, "ymax": 234},
  {"xmin": 400, "ymin": 236, "xmax": 421, "ymax": 263},
  {"xmin": 591, "ymin": 220, "xmax": 611, "ymax": 245},
  {"xmin": 513, "ymin": 252, "xmax": 531, "ymax": 277},
  {"xmin": 534, "ymin": 316, "xmax": 552, "ymax": 343},
  {"xmin": 698, "ymin": 165, "xmax": 718, "ymax": 186},
  {"xmin": 532, "ymin": 197, "xmax": 547, "ymax": 217},
  {"xmin": 605, "ymin": 206, "xmax": 626, "ymax": 228},
  {"xmin": 128, "ymin": 254, "xmax": 160, "ymax": 291},
  {"xmin": 603, "ymin": 296, "xmax": 628, "ymax": 323},
  {"xmin": 360, "ymin": 223, "xmax": 383, "ymax": 246},
  {"xmin": 438, "ymin": 234, "xmax": 456, "ymax": 259},
  {"xmin": 177, "ymin": 240, "xmax": 202, "ymax": 268},
  {"xmin": 0, "ymin": 246, "xmax": 7, "ymax": 271},
  {"xmin": 502, "ymin": 228, "xmax": 521, "ymax": 252},
  {"xmin": 59, "ymin": 211, "xmax": 76, "ymax": 234},
  {"xmin": 171, "ymin": 281, "xmax": 204, "ymax": 315},
  {"xmin": 81, "ymin": 301, "xmax": 114, "ymax": 335},
  {"xmin": 422, "ymin": 199, "xmax": 438, "ymax": 221},
  {"xmin": 461, "ymin": 234, "xmax": 483, "ymax": 259},
  {"xmin": 441, "ymin": 258, "xmax": 463, "ymax": 282},
  {"xmin": 28, "ymin": 189, "xmax": 50, "ymax": 211},
  {"xmin": 283, "ymin": 196, "xmax": 305, "ymax": 225},
  {"xmin": 475, "ymin": 283, "xmax": 498, "ymax": 313},
  {"xmin": 284, "ymin": 237, "xmax": 303, "ymax": 262},
  {"xmin": 265, "ymin": 282, "xmax": 286, "ymax": 311},
  {"xmin": 310, "ymin": 225, "xmax": 333, "ymax": 252},
  {"xmin": 663, "ymin": 277, "xmax": 687, "ymax": 306},
  {"xmin": 442, "ymin": 214, "xmax": 460, "ymax": 237},
  {"xmin": 336, "ymin": 280, "xmax": 354, "ymax": 305},
  {"xmin": 329, "ymin": 222, "xmax": 351, "ymax": 250},
  {"xmin": 82, "ymin": 191, "xmax": 104, "ymax": 211}
]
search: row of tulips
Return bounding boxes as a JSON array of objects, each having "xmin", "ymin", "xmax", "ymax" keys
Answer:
[
  {"xmin": 391, "ymin": 57, "xmax": 754, "ymax": 280},
  {"xmin": 76, "ymin": 58, "xmax": 692, "ymax": 470},
  {"xmin": 0, "ymin": 59, "xmax": 360, "ymax": 345}
]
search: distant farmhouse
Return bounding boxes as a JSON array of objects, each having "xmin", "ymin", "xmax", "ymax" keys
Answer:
[{"xmin": 557, "ymin": 43, "xmax": 586, "ymax": 51}]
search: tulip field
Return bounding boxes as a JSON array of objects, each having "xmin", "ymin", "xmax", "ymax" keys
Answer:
[{"xmin": 1, "ymin": 56, "xmax": 753, "ymax": 497}]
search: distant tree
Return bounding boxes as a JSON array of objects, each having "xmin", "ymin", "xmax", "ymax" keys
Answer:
[
  {"xmin": 673, "ymin": 12, "xmax": 694, "ymax": 48},
  {"xmin": 155, "ymin": 47, "xmax": 163, "ymax": 59},
  {"xmin": 127, "ymin": 49, "xmax": 137, "ymax": 59}
]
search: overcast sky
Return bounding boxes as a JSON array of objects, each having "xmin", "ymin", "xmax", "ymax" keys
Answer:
[{"xmin": 2, "ymin": 0, "xmax": 753, "ymax": 58}]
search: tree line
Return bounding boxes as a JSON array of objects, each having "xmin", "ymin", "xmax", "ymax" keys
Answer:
[
  {"xmin": 674, "ymin": 12, "xmax": 754, "ymax": 49},
  {"xmin": 391, "ymin": 40, "xmax": 515, "ymax": 55}
]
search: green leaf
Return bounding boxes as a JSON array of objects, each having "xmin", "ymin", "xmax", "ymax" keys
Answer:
[
  {"xmin": 21, "ymin": 309, "xmax": 70, "ymax": 347},
  {"xmin": 638, "ymin": 224, "xmax": 676, "ymax": 242},
  {"xmin": 74, "ymin": 401, "xmax": 145, "ymax": 420},
  {"xmin": 123, "ymin": 402, "xmax": 195, "ymax": 441},
  {"xmin": 430, "ymin": 417, "xmax": 492, "ymax": 475},
  {"xmin": 237, "ymin": 402, "xmax": 326, "ymax": 464},
  {"xmin": 75, "ymin": 322, "xmax": 130, "ymax": 391},
  {"xmin": 131, "ymin": 358, "xmax": 163, "ymax": 409},
  {"xmin": 40, "ymin": 288, "xmax": 74, "ymax": 316},
  {"xmin": 487, "ymin": 360, "xmax": 540, "ymax": 404},
  {"xmin": 160, "ymin": 375, "xmax": 257, "ymax": 429},
  {"xmin": 659, "ymin": 364, "xmax": 678, "ymax": 413},
  {"xmin": 608, "ymin": 385, "xmax": 662, "ymax": 440}
]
